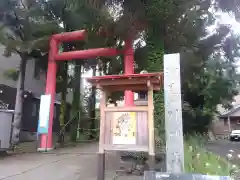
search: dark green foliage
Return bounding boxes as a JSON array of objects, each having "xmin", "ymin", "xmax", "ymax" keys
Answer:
[
  {"xmin": 133, "ymin": 0, "xmax": 240, "ymax": 135},
  {"xmin": 3, "ymin": 69, "xmax": 19, "ymax": 81},
  {"xmin": 42, "ymin": 0, "xmax": 240, "ymax": 136},
  {"xmin": 182, "ymin": 102, "xmax": 212, "ymax": 134},
  {"xmin": 70, "ymin": 62, "xmax": 82, "ymax": 141},
  {"xmin": 1, "ymin": 0, "xmax": 240, "ymax": 142},
  {"xmin": 145, "ymin": 32, "xmax": 165, "ymax": 138},
  {"xmin": 180, "ymin": 29, "xmax": 240, "ymax": 133}
]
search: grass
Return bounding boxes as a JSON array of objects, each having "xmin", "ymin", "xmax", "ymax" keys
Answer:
[
  {"xmin": 184, "ymin": 142, "xmax": 230, "ymax": 175},
  {"xmin": 184, "ymin": 135, "xmax": 238, "ymax": 176}
]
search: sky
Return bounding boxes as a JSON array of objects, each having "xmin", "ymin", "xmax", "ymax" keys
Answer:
[
  {"xmin": 218, "ymin": 13, "xmax": 240, "ymax": 33},
  {"xmin": 213, "ymin": 13, "xmax": 240, "ymax": 70},
  {"xmin": 220, "ymin": 13, "xmax": 240, "ymax": 71}
]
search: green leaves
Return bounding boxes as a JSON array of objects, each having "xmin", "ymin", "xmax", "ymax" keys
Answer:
[
  {"xmin": 129, "ymin": 0, "xmax": 240, "ymax": 135},
  {"xmin": 0, "ymin": 0, "xmax": 62, "ymax": 57},
  {"xmin": 3, "ymin": 68, "xmax": 19, "ymax": 81}
]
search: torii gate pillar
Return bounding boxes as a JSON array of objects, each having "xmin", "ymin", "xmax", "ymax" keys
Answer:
[{"xmin": 124, "ymin": 39, "xmax": 135, "ymax": 106}]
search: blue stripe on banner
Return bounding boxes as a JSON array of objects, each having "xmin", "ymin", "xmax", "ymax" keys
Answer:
[
  {"xmin": 37, "ymin": 119, "xmax": 49, "ymax": 134},
  {"xmin": 37, "ymin": 95, "xmax": 51, "ymax": 134}
]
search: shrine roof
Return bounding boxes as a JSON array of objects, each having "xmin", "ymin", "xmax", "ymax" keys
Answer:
[{"xmin": 86, "ymin": 73, "xmax": 163, "ymax": 92}]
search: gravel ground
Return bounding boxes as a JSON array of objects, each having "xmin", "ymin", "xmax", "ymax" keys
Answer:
[{"xmin": 0, "ymin": 143, "xmax": 144, "ymax": 180}]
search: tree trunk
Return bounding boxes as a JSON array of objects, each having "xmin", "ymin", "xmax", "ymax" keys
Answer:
[
  {"xmin": 58, "ymin": 62, "xmax": 68, "ymax": 144},
  {"xmin": 11, "ymin": 56, "xmax": 27, "ymax": 145},
  {"xmin": 70, "ymin": 62, "xmax": 82, "ymax": 142},
  {"xmin": 89, "ymin": 65, "xmax": 96, "ymax": 140}
]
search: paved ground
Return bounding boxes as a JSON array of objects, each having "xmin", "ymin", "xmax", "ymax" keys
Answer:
[
  {"xmin": 0, "ymin": 140, "xmax": 239, "ymax": 180},
  {"xmin": 0, "ymin": 143, "xmax": 140, "ymax": 180}
]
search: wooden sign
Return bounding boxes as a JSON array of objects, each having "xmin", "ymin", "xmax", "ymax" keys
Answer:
[
  {"xmin": 112, "ymin": 112, "xmax": 136, "ymax": 145},
  {"xmin": 144, "ymin": 172, "xmax": 231, "ymax": 180}
]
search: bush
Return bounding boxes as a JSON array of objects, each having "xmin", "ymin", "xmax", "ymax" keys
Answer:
[{"xmin": 182, "ymin": 103, "xmax": 212, "ymax": 134}]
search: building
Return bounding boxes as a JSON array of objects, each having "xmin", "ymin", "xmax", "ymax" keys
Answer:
[
  {"xmin": 212, "ymin": 95, "xmax": 240, "ymax": 137},
  {"xmin": 0, "ymin": 46, "xmax": 72, "ymax": 141}
]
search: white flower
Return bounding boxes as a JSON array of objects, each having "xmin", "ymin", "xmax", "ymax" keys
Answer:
[
  {"xmin": 232, "ymin": 165, "xmax": 237, "ymax": 169},
  {"xmin": 218, "ymin": 166, "xmax": 221, "ymax": 169},
  {"xmin": 205, "ymin": 163, "xmax": 210, "ymax": 166},
  {"xmin": 227, "ymin": 153, "xmax": 233, "ymax": 159},
  {"xmin": 229, "ymin": 150, "xmax": 234, "ymax": 153},
  {"xmin": 140, "ymin": 70, "xmax": 148, "ymax": 74},
  {"xmin": 237, "ymin": 154, "xmax": 240, "ymax": 159}
]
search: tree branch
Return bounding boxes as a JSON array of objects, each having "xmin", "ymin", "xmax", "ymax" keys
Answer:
[
  {"xmin": 20, "ymin": 0, "xmax": 26, "ymax": 9},
  {"xmin": 12, "ymin": 11, "xmax": 24, "ymax": 41}
]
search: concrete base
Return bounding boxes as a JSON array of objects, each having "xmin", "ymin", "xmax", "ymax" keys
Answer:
[
  {"xmin": 37, "ymin": 147, "xmax": 53, "ymax": 152},
  {"xmin": 19, "ymin": 131, "xmax": 37, "ymax": 142},
  {"xmin": 148, "ymin": 155, "xmax": 156, "ymax": 171},
  {"xmin": 0, "ymin": 151, "xmax": 8, "ymax": 156},
  {"xmin": 97, "ymin": 153, "xmax": 105, "ymax": 180}
]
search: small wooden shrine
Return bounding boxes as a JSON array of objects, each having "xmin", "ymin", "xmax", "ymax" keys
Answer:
[{"xmin": 86, "ymin": 72, "xmax": 163, "ymax": 180}]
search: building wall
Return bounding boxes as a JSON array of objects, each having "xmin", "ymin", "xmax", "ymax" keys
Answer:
[
  {"xmin": 212, "ymin": 117, "xmax": 240, "ymax": 137},
  {"xmin": 0, "ymin": 46, "xmax": 19, "ymax": 88},
  {"xmin": 232, "ymin": 95, "xmax": 240, "ymax": 106},
  {"xmin": 212, "ymin": 93, "xmax": 240, "ymax": 137},
  {"xmin": 212, "ymin": 120, "xmax": 229, "ymax": 136},
  {"xmin": 226, "ymin": 117, "xmax": 240, "ymax": 130},
  {"xmin": 0, "ymin": 47, "xmax": 74, "ymax": 141},
  {"xmin": 0, "ymin": 46, "xmax": 45, "ymax": 96},
  {"xmin": 0, "ymin": 46, "xmax": 73, "ymax": 102}
]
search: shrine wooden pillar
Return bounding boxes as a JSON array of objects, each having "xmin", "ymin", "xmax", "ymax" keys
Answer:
[
  {"xmin": 97, "ymin": 85, "xmax": 106, "ymax": 180},
  {"xmin": 87, "ymin": 73, "xmax": 163, "ymax": 180}
]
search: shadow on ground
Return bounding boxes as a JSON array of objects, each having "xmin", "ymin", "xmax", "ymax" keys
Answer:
[{"xmin": 0, "ymin": 142, "xmax": 166, "ymax": 180}]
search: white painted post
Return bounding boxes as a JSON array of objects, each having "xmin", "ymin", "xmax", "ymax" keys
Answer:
[{"xmin": 164, "ymin": 53, "xmax": 184, "ymax": 173}]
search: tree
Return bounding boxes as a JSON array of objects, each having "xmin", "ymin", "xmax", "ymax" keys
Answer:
[
  {"xmin": 180, "ymin": 30, "xmax": 240, "ymax": 133},
  {"xmin": 56, "ymin": 46, "xmax": 68, "ymax": 144},
  {"xmin": 5, "ymin": 0, "xmax": 236, "ymax": 143},
  {"xmin": 39, "ymin": 0, "xmax": 119, "ymax": 141},
  {"xmin": 0, "ymin": 0, "xmax": 61, "ymax": 145},
  {"xmin": 88, "ymin": 0, "xmax": 240, "ymax": 135},
  {"xmin": 136, "ymin": 1, "xmax": 240, "ymax": 134}
]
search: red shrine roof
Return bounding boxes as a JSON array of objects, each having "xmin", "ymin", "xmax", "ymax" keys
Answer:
[{"xmin": 86, "ymin": 73, "xmax": 163, "ymax": 92}]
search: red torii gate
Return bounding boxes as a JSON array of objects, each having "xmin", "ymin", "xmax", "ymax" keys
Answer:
[{"xmin": 39, "ymin": 30, "xmax": 135, "ymax": 150}]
